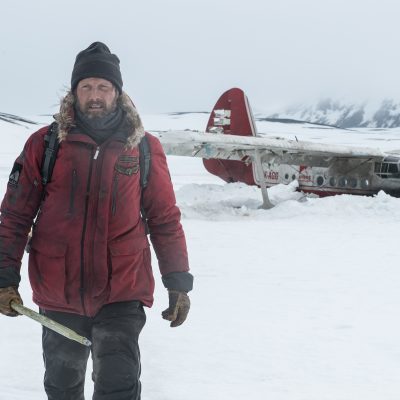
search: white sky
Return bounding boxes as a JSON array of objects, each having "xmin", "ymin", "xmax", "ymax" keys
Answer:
[{"xmin": 1, "ymin": 0, "xmax": 400, "ymax": 116}]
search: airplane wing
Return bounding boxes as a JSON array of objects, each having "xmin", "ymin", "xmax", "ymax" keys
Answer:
[{"xmin": 152, "ymin": 129, "xmax": 388, "ymax": 165}]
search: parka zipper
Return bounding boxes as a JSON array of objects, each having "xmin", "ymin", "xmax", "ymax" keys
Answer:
[
  {"xmin": 79, "ymin": 146, "xmax": 98, "ymax": 315},
  {"xmin": 69, "ymin": 169, "xmax": 77, "ymax": 214}
]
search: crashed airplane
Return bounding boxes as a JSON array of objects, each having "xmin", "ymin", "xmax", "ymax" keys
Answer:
[{"xmin": 154, "ymin": 88, "xmax": 400, "ymax": 208}]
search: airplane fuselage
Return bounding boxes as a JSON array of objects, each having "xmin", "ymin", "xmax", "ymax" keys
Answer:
[{"xmin": 255, "ymin": 155, "xmax": 400, "ymax": 197}]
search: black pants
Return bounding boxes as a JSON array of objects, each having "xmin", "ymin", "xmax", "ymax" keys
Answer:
[{"xmin": 41, "ymin": 301, "xmax": 146, "ymax": 400}]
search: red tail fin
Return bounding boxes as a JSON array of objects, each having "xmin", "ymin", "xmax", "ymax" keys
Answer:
[{"xmin": 203, "ymin": 88, "xmax": 256, "ymax": 185}]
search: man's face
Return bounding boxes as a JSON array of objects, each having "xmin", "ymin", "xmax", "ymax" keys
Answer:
[{"xmin": 76, "ymin": 77, "xmax": 118, "ymax": 119}]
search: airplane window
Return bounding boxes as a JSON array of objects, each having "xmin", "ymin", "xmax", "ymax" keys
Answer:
[
  {"xmin": 316, "ymin": 176, "xmax": 324, "ymax": 186},
  {"xmin": 374, "ymin": 161, "xmax": 400, "ymax": 178},
  {"xmin": 338, "ymin": 177, "xmax": 347, "ymax": 187},
  {"xmin": 348, "ymin": 178, "xmax": 357, "ymax": 188},
  {"xmin": 361, "ymin": 178, "xmax": 369, "ymax": 188},
  {"xmin": 329, "ymin": 177, "xmax": 336, "ymax": 186}
]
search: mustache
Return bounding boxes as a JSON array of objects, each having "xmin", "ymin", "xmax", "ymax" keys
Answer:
[{"xmin": 85, "ymin": 100, "xmax": 106, "ymax": 109}]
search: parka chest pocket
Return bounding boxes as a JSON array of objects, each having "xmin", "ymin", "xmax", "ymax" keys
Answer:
[
  {"xmin": 114, "ymin": 155, "xmax": 139, "ymax": 176},
  {"xmin": 69, "ymin": 169, "xmax": 78, "ymax": 215},
  {"xmin": 111, "ymin": 155, "xmax": 140, "ymax": 215}
]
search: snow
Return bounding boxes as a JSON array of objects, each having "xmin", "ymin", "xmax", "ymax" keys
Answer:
[{"xmin": 1, "ymin": 114, "xmax": 400, "ymax": 399}]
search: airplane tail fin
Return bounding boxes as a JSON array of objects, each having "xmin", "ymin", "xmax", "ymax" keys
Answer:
[{"xmin": 203, "ymin": 88, "xmax": 256, "ymax": 185}]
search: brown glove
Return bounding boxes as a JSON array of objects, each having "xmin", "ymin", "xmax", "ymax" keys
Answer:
[
  {"xmin": 162, "ymin": 290, "xmax": 190, "ymax": 327},
  {"xmin": 0, "ymin": 286, "xmax": 23, "ymax": 317}
]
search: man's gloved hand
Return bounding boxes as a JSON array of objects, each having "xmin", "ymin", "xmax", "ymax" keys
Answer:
[
  {"xmin": 162, "ymin": 290, "xmax": 190, "ymax": 327},
  {"xmin": 0, "ymin": 286, "xmax": 23, "ymax": 317}
]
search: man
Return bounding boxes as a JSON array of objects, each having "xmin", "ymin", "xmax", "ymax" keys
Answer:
[{"xmin": 0, "ymin": 42, "xmax": 193, "ymax": 400}]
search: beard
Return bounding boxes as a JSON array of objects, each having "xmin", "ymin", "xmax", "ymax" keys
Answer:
[{"xmin": 76, "ymin": 97, "xmax": 118, "ymax": 119}]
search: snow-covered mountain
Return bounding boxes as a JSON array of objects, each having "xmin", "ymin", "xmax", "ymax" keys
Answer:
[{"xmin": 265, "ymin": 98, "xmax": 400, "ymax": 128}]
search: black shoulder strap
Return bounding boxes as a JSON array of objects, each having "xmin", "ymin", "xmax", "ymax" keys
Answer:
[
  {"xmin": 139, "ymin": 134, "xmax": 151, "ymax": 189},
  {"xmin": 41, "ymin": 122, "xmax": 60, "ymax": 186},
  {"xmin": 139, "ymin": 134, "xmax": 151, "ymax": 234},
  {"xmin": 27, "ymin": 122, "xmax": 60, "ymax": 253}
]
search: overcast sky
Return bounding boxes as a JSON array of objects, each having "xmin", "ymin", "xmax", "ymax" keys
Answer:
[{"xmin": 2, "ymin": 0, "xmax": 400, "ymax": 116}]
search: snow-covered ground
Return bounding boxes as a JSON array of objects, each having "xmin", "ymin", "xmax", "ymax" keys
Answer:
[{"xmin": 0, "ymin": 114, "xmax": 400, "ymax": 399}]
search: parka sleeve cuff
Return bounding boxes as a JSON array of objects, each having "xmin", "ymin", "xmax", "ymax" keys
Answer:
[
  {"xmin": 0, "ymin": 267, "xmax": 21, "ymax": 288},
  {"xmin": 162, "ymin": 271, "xmax": 194, "ymax": 292}
]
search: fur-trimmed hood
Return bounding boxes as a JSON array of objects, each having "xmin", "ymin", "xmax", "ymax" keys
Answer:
[{"xmin": 54, "ymin": 91, "xmax": 145, "ymax": 149}]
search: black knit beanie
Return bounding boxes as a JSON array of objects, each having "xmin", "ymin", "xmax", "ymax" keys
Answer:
[{"xmin": 71, "ymin": 42, "xmax": 123, "ymax": 93}]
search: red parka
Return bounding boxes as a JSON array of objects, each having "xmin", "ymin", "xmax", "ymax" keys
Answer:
[{"xmin": 0, "ymin": 92, "xmax": 191, "ymax": 317}]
